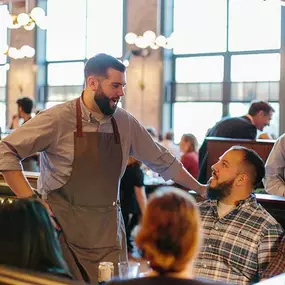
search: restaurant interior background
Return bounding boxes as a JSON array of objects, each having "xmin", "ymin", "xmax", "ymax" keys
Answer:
[{"xmin": 1, "ymin": 0, "xmax": 285, "ymax": 145}]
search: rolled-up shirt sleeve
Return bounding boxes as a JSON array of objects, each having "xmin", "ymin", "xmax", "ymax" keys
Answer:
[
  {"xmin": 0, "ymin": 110, "xmax": 56, "ymax": 171},
  {"xmin": 129, "ymin": 115, "xmax": 182, "ymax": 181},
  {"xmin": 264, "ymin": 134, "xmax": 285, "ymax": 196}
]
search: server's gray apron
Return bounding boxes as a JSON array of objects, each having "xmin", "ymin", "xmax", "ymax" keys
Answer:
[{"xmin": 47, "ymin": 98, "xmax": 126, "ymax": 282}]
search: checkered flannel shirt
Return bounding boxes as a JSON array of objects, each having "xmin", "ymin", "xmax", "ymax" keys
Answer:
[
  {"xmin": 262, "ymin": 235, "xmax": 285, "ymax": 279},
  {"xmin": 194, "ymin": 194, "xmax": 284, "ymax": 285}
]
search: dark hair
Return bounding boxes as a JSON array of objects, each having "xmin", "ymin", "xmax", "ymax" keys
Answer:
[
  {"xmin": 165, "ymin": 131, "xmax": 174, "ymax": 141},
  {"xmin": 136, "ymin": 188, "xmax": 201, "ymax": 274},
  {"xmin": 146, "ymin": 127, "xmax": 157, "ymax": 138},
  {"xmin": 230, "ymin": 146, "xmax": 265, "ymax": 187},
  {"xmin": 84, "ymin": 53, "xmax": 126, "ymax": 81},
  {"xmin": 16, "ymin": 97, "xmax": 33, "ymax": 114},
  {"xmin": 248, "ymin": 101, "xmax": 275, "ymax": 116},
  {"xmin": 0, "ymin": 199, "xmax": 70, "ymax": 277}
]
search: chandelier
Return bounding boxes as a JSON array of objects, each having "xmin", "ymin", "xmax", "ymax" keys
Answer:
[{"xmin": 3, "ymin": 2, "xmax": 47, "ymax": 30}]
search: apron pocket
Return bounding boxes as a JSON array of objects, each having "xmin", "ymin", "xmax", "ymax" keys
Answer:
[{"xmin": 51, "ymin": 201, "xmax": 119, "ymax": 249}]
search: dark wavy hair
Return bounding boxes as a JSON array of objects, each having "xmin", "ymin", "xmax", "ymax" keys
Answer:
[{"xmin": 0, "ymin": 198, "xmax": 70, "ymax": 277}]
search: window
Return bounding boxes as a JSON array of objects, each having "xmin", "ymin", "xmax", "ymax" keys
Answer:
[
  {"xmin": 176, "ymin": 56, "xmax": 224, "ymax": 83},
  {"xmin": 229, "ymin": 0, "xmax": 281, "ymax": 51},
  {"xmin": 173, "ymin": 0, "xmax": 227, "ymax": 54},
  {"xmin": 46, "ymin": 0, "xmax": 87, "ymax": 61},
  {"xmin": 231, "ymin": 54, "xmax": 280, "ymax": 82},
  {"xmin": 45, "ymin": 0, "xmax": 124, "ymax": 106},
  {"xmin": 173, "ymin": 102, "xmax": 223, "ymax": 145},
  {"xmin": 86, "ymin": 0, "xmax": 123, "ymax": 58}
]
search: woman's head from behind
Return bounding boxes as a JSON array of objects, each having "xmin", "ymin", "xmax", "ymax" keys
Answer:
[
  {"xmin": 136, "ymin": 187, "xmax": 201, "ymax": 275},
  {"xmin": 179, "ymin": 133, "xmax": 198, "ymax": 154},
  {"xmin": 0, "ymin": 198, "xmax": 68, "ymax": 275}
]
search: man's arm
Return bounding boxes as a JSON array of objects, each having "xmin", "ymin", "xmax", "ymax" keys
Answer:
[
  {"xmin": 2, "ymin": 171, "xmax": 33, "ymax": 197},
  {"xmin": 258, "ymin": 224, "xmax": 284, "ymax": 279},
  {"xmin": 128, "ymin": 115, "xmax": 206, "ymax": 197},
  {"xmin": 264, "ymin": 135, "xmax": 285, "ymax": 196},
  {"xmin": 262, "ymin": 236, "xmax": 285, "ymax": 279},
  {"xmin": 134, "ymin": 186, "xmax": 147, "ymax": 214},
  {"xmin": 0, "ymin": 110, "xmax": 56, "ymax": 197}
]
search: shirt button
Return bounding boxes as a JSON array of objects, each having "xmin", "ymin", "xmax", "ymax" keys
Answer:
[
  {"xmin": 112, "ymin": 201, "xmax": 116, "ymax": 206},
  {"xmin": 208, "ymin": 245, "xmax": 212, "ymax": 248},
  {"xmin": 215, "ymin": 226, "xmax": 219, "ymax": 230},
  {"xmin": 203, "ymin": 264, "xmax": 207, "ymax": 268}
]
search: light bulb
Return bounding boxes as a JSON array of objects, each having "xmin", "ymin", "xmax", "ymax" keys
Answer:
[
  {"xmin": 125, "ymin": 32, "xmax": 137, "ymax": 44},
  {"xmin": 143, "ymin": 30, "xmax": 156, "ymax": 44},
  {"xmin": 135, "ymin": 36, "xmax": 149, "ymax": 49},
  {"xmin": 17, "ymin": 13, "xmax": 30, "ymax": 26},
  {"xmin": 155, "ymin": 35, "xmax": 167, "ymax": 47},
  {"xmin": 36, "ymin": 15, "xmax": 48, "ymax": 30},
  {"xmin": 150, "ymin": 43, "xmax": 159, "ymax": 50},
  {"xmin": 30, "ymin": 7, "xmax": 45, "ymax": 22},
  {"xmin": 24, "ymin": 22, "xmax": 35, "ymax": 31}
]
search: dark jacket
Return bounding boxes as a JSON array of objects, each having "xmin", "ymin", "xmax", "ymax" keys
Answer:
[{"xmin": 198, "ymin": 116, "xmax": 257, "ymax": 184}]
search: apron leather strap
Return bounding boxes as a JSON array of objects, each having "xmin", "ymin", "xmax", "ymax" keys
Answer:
[
  {"xmin": 111, "ymin": 117, "xmax": 120, "ymax": 144},
  {"xmin": 76, "ymin": 98, "xmax": 83, "ymax": 137}
]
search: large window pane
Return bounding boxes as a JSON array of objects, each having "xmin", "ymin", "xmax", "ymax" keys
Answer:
[
  {"xmin": 173, "ymin": 0, "xmax": 227, "ymax": 54},
  {"xmin": 176, "ymin": 56, "xmax": 224, "ymax": 83},
  {"xmin": 0, "ymin": 5, "xmax": 8, "ymax": 64},
  {"xmin": 86, "ymin": 0, "xmax": 123, "ymax": 58},
  {"xmin": 229, "ymin": 102, "xmax": 279, "ymax": 139},
  {"xmin": 0, "ymin": 102, "xmax": 6, "ymax": 131},
  {"xmin": 48, "ymin": 62, "xmax": 84, "ymax": 86},
  {"xmin": 231, "ymin": 54, "xmax": 280, "ymax": 82},
  {"xmin": 229, "ymin": 0, "xmax": 280, "ymax": 51},
  {"xmin": 173, "ymin": 102, "xmax": 223, "ymax": 145},
  {"xmin": 46, "ymin": 0, "xmax": 86, "ymax": 61}
]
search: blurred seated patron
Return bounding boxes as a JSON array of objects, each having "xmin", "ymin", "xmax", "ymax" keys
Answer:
[
  {"xmin": 10, "ymin": 97, "xmax": 34, "ymax": 129},
  {"xmin": 0, "ymin": 198, "xmax": 72, "ymax": 279},
  {"xmin": 179, "ymin": 133, "xmax": 199, "ymax": 179},
  {"xmin": 264, "ymin": 133, "xmax": 285, "ymax": 196},
  {"xmin": 109, "ymin": 187, "xmax": 226, "ymax": 285},
  {"xmin": 161, "ymin": 130, "xmax": 180, "ymax": 158},
  {"xmin": 261, "ymin": 235, "xmax": 285, "ymax": 279},
  {"xmin": 198, "ymin": 101, "xmax": 275, "ymax": 183},
  {"xmin": 120, "ymin": 157, "xmax": 147, "ymax": 255},
  {"xmin": 146, "ymin": 127, "xmax": 158, "ymax": 141},
  {"xmin": 195, "ymin": 146, "xmax": 284, "ymax": 284}
]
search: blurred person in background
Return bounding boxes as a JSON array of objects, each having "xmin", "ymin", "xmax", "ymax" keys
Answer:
[
  {"xmin": 109, "ymin": 187, "xmax": 226, "ymax": 285},
  {"xmin": 161, "ymin": 130, "xmax": 180, "ymax": 158},
  {"xmin": 179, "ymin": 134, "xmax": 199, "ymax": 179},
  {"xmin": 0, "ymin": 198, "xmax": 71, "ymax": 279},
  {"xmin": 120, "ymin": 157, "xmax": 147, "ymax": 257},
  {"xmin": 10, "ymin": 97, "xmax": 34, "ymax": 129},
  {"xmin": 198, "ymin": 101, "xmax": 275, "ymax": 184}
]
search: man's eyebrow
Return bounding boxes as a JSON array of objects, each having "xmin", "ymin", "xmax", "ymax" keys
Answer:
[
  {"xmin": 219, "ymin": 157, "xmax": 230, "ymax": 166},
  {"xmin": 111, "ymin": 82, "xmax": 126, "ymax": 87}
]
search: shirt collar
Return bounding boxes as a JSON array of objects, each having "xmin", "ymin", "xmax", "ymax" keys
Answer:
[
  {"xmin": 209, "ymin": 193, "xmax": 257, "ymax": 212},
  {"xmin": 245, "ymin": 114, "xmax": 254, "ymax": 125}
]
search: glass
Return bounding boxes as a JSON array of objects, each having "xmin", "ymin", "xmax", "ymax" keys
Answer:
[
  {"xmin": 229, "ymin": 0, "xmax": 281, "ymax": 51},
  {"xmin": 231, "ymin": 54, "xmax": 280, "ymax": 82},
  {"xmin": 173, "ymin": 0, "xmax": 227, "ymax": 54},
  {"xmin": 229, "ymin": 102, "xmax": 279, "ymax": 139},
  {"xmin": 175, "ymin": 56, "xmax": 224, "ymax": 83},
  {"xmin": 48, "ymin": 62, "xmax": 84, "ymax": 86},
  {"xmin": 173, "ymin": 102, "xmax": 223, "ymax": 145},
  {"xmin": 86, "ymin": 0, "xmax": 123, "ymax": 58},
  {"xmin": 0, "ymin": 66, "xmax": 7, "ymax": 88},
  {"xmin": 0, "ymin": 5, "xmax": 8, "ymax": 64},
  {"xmin": 46, "ymin": 0, "xmax": 86, "ymax": 61},
  {"xmin": 118, "ymin": 261, "xmax": 140, "ymax": 279}
]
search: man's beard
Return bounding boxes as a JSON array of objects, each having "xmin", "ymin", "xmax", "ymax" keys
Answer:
[
  {"xmin": 94, "ymin": 84, "xmax": 118, "ymax": 116},
  {"xmin": 207, "ymin": 179, "xmax": 234, "ymax": 200}
]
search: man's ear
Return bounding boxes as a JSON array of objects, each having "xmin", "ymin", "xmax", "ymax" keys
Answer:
[
  {"xmin": 236, "ymin": 173, "xmax": 246, "ymax": 186},
  {"xmin": 86, "ymin": 76, "xmax": 99, "ymax": 91}
]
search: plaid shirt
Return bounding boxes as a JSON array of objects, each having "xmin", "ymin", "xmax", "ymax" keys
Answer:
[
  {"xmin": 194, "ymin": 194, "xmax": 284, "ymax": 285},
  {"xmin": 262, "ymin": 235, "xmax": 285, "ymax": 278}
]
